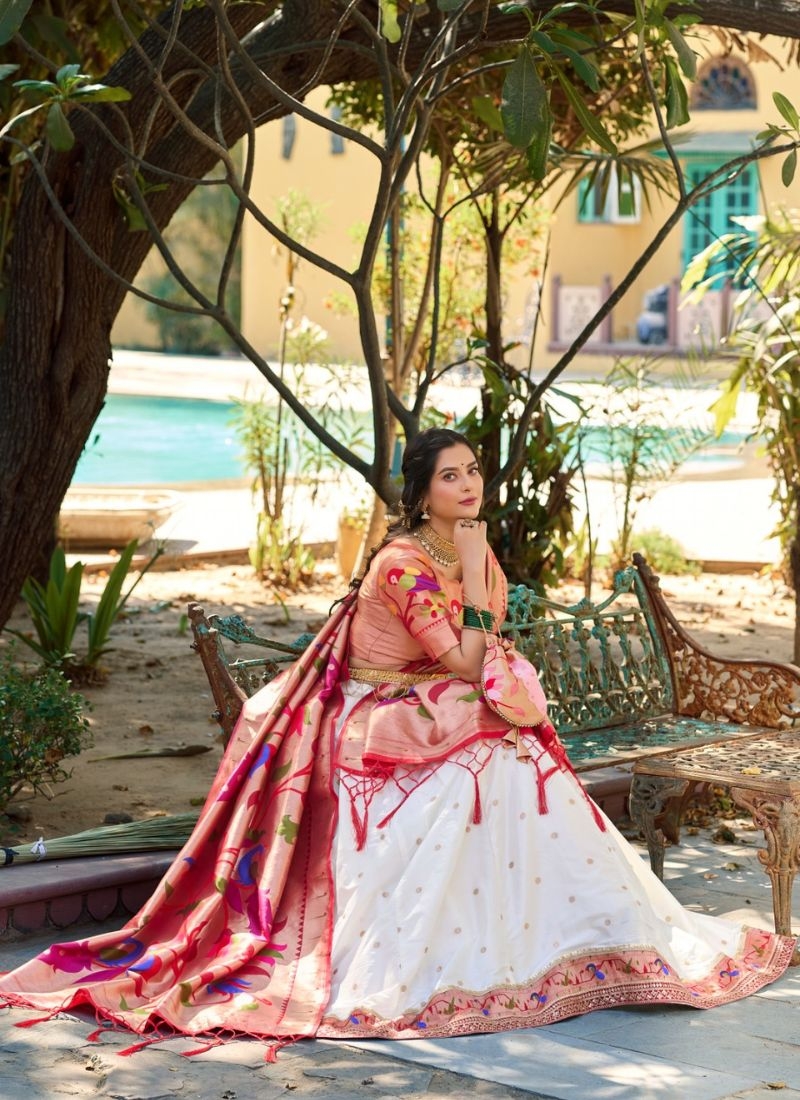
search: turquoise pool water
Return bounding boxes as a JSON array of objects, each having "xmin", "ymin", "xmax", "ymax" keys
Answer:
[
  {"xmin": 72, "ymin": 394, "xmax": 747, "ymax": 486},
  {"xmin": 73, "ymin": 395, "xmax": 242, "ymax": 484}
]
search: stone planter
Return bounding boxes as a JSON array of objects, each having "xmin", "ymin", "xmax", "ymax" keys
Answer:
[{"xmin": 58, "ymin": 488, "xmax": 182, "ymax": 548}]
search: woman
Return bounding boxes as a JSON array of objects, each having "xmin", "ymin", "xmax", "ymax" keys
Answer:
[{"xmin": 0, "ymin": 428, "xmax": 794, "ymax": 1055}]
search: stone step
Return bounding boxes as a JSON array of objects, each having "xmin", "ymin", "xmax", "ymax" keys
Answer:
[{"xmin": 0, "ymin": 851, "xmax": 176, "ymax": 938}]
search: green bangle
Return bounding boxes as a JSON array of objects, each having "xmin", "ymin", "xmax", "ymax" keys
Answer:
[
  {"xmin": 462, "ymin": 606, "xmax": 482, "ymax": 628},
  {"xmin": 463, "ymin": 606, "xmax": 496, "ymax": 631}
]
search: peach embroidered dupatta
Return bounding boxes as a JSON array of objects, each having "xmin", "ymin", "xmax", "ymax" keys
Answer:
[{"xmin": 0, "ymin": 596, "xmax": 357, "ymax": 1052}]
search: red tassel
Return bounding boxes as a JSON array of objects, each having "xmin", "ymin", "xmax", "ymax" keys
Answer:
[
  {"xmin": 14, "ymin": 1013, "xmax": 57, "ymax": 1028},
  {"xmin": 181, "ymin": 1041, "xmax": 218, "ymax": 1057},
  {"xmin": 118, "ymin": 1037, "xmax": 165, "ymax": 1056},
  {"xmin": 86, "ymin": 1028, "xmax": 105, "ymax": 1043},
  {"xmin": 350, "ymin": 798, "xmax": 368, "ymax": 851},
  {"xmin": 264, "ymin": 1036, "xmax": 299, "ymax": 1062},
  {"xmin": 472, "ymin": 776, "xmax": 482, "ymax": 825},
  {"xmin": 584, "ymin": 791, "xmax": 607, "ymax": 832}
]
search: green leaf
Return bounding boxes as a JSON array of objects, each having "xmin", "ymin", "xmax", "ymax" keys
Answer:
[
  {"xmin": 665, "ymin": 57, "xmax": 690, "ymax": 129},
  {"xmin": 45, "ymin": 102, "xmax": 74, "ymax": 151},
  {"xmin": 782, "ymin": 148, "xmax": 797, "ymax": 187},
  {"xmin": 0, "ymin": 0, "xmax": 33, "ymax": 46},
  {"xmin": 0, "ymin": 63, "xmax": 19, "ymax": 81},
  {"xmin": 539, "ymin": 30, "xmax": 599, "ymax": 91},
  {"xmin": 664, "ymin": 18, "xmax": 697, "ymax": 80},
  {"xmin": 28, "ymin": 9, "xmax": 76, "ymax": 60},
  {"xmin": 71, "ymin": 84, "xmax": 132, "ymax": 103},
  {"xmin": 529, "ymin": 30, "xmax": 558, "ymax": 56},
  {"xmin": 379, "ymin": 0, "xmax": 401, "ymax": 43},
  {"xmin": 54, "ymin": 63, "xmax": 85, "ymax": 90},
  {"xmin": 13, "ymin": 77, "xmax": 56, "ymax": 96},
  {"xmin": 526, "ymin": 110, "xmax": 553, "ymax": 180},
  {"xmin": 773, "ymin": 91, "xmax": 800, "ymax": 130},
  {"xmin": 471, "ymin": 94, "xmax": 504, "ymax": 134},
  {"xmin": 86, "ymin": 538, "xmax": 138, "ymax": 662},
  {"xmin": 501, "ymin": 48, "xmax": 549, "ymax": 150},
  {"xmin": 709, "ymin": 384, "xmax": 740, "ymax": 437},
  {"xmin": 270, "ymin": 760, "xmax": 293, "ymax": 784},
  {"xmin": 554, "ymin": 69, "xmax": 616, "ymax": 154}
]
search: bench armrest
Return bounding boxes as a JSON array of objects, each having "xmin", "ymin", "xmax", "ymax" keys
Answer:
[
  {"xmin": 634, "ymin": 553, "xmax": 800, "ymax": 729},
  {"xmin": 189, "ymin": 603, "xmax": 247, "ymax": 743}
]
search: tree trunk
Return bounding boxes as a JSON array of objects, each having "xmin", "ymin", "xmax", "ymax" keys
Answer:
[
  {"xmin": 479, "ymin": 194, "xmax": 505, "ymax": 494},
  {"xmin": 0, "ymin": 3, "xmax": 360, "ymax": 629},
  {"xmin": 2, "ymin": 0, "xmax": 800, "ymax": 630}
]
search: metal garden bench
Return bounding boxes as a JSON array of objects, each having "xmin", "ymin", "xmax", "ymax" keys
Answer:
[{"xmin": 189, "ymin": 553, "xmax": 800, "ymax": 809}]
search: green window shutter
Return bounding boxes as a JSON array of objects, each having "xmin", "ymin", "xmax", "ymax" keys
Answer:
[
  {"xmin": 578, "ymin": 166, "xmax": 640, "ymax": 224},
  {"xmin": 577, "ymin": 176, "xmax": 605, "ymax": 223}
]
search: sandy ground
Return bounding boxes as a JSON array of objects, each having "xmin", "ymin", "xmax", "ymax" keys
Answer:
[{"xmin": 1, "ymin": 560, "xmax": 797, "ymax": 847}]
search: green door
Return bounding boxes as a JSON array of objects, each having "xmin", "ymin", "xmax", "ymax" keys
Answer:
[{"xmin": 682, "ymin": 159, "xmax": 757, "ymax": 287}]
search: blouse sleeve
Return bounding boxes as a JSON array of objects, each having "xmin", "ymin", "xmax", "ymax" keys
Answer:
[{"xmin": 375, "ymin": 543, "xmax": 461, "ymax": 662}]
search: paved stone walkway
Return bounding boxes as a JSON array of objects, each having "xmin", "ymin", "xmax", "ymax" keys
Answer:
[{"xmin": 2, "ymin": 828, "xmax": 798, "ymax": 1099}]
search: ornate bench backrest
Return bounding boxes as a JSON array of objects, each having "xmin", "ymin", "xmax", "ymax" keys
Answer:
[
  {"xmin": 188, "ymin": 603, "xmax": 315, "ymax": 740},
  {"xmin": 191, "ymin": 563, "xmax": 676, "ymax": 743},
  {"xmin": 503, "ymin": 564, "xmax": 674, "ymax": 734},
  {"xmin": 207, "ymin": 612, "xmax": 315, "ymax": 696}
]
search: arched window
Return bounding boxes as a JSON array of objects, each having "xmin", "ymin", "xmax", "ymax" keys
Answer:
[{"xmin": 691, "ymin": 58, "xmax": 756, "ymax": 111}]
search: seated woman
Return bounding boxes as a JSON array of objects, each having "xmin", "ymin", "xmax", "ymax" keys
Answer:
[{"xmin": 0, "ymin": 428, "xmax": 794, "ymax": 1055}]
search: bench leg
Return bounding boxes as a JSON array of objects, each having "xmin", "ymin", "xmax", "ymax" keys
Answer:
[
  {"xmin": 629, "ymin": 775, "xmax": 690, "ymax": 880},
  {"xmin": 729, "ymin": 787, "xmax": 800, "ymax": 942}
]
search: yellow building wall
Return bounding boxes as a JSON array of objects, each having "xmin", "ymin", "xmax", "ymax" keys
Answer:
[
  {"xmin": 114, "ymin": 39, "xmax": 800, "ymax": 379},
  {"xmin": 240, "ymin": 90, "xmax": 382, "ymax": 363},
  {"xmin": 238, "ymin": 90, "xmax": 542, "ymax": 365},
  {"xmin": 538, "ymin": 38, "xmax": 800, "ymax": 376}
]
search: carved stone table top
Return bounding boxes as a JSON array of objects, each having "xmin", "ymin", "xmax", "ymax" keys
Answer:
[{"xmin": 631, "ymin": 731, "xmax": 800, "ymax": 796}]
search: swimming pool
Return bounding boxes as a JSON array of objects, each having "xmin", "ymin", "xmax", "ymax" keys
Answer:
[
  {"xmin": 71, "ymin": 393, "xmax": 748, "ymax": 486},
  {"xmin": 73, "ymin": 395, "xmax": 243, "ymax": 484}
]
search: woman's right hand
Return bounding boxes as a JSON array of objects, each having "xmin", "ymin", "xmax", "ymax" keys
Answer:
[{"xmin": 452, "ymin": 518, "xmax": 487, "ymax": 572}]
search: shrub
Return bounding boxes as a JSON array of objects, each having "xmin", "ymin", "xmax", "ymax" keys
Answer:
[
  {"xmin": 0, "ymin": 651, "xmax": 92, "ymax": 816},
  {"xmin": 632, "ymin": 528, "xmax": 701, "ymax": 576}
]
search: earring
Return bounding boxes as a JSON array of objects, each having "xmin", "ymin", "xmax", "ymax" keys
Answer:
[{"xmin": 420, "ymin": 506, "xmax": 430, "ymax": 520}]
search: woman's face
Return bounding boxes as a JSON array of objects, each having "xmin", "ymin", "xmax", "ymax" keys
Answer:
[{"xmin": 423, "ymin": 443, "xmax": 483, "ymax": 527}]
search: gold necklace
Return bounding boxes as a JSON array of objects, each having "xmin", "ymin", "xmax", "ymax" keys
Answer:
[{"xmin": 413, "ymin": 523, "xmax": 459, "ymax": 567}]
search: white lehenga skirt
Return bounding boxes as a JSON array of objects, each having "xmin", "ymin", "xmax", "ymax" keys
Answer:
[{"xmin": 318, "ymin": 684, "xmax": 794, "ymax": 1039}]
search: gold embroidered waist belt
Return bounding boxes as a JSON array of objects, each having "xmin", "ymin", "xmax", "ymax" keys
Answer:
[{"xmin": 348, "ymin": 667, "xmax": 450, "ymax": 687}]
